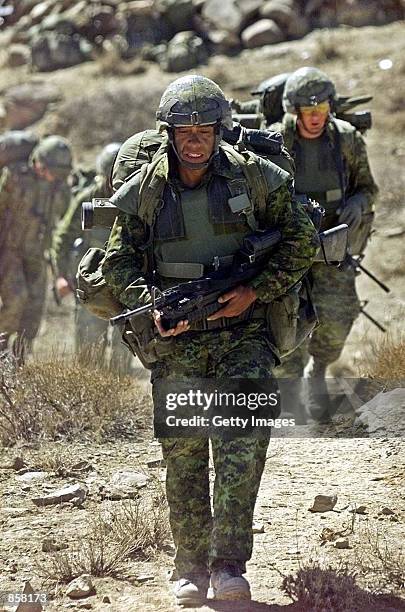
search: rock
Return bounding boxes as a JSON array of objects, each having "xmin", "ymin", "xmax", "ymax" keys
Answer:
[
  {"xmin": 102, "ymin": 595, "xmax": 111, "ymax": 604},
  {"xmin": 334, "ymin": 537, "xmax": 350, "ymax": 549},
  {"xmin": 15, "ymin": 580, "xmax": 43, "ymax": 611},
  {"xmin": 202, "ymin": 0, "xmax": 244, "ymax": 34},
  {"xmin": 66, "ymin": 575, "xmax": 95, "ymax": 599},
  {"xmin": 105, "ymin": 471, "xmax": 148, "ymax": 499},
  {"xmin": 42, "ymin": 537, "xmax": 68, "ymax": 552},
  {"xmin": 30, "ymin": 31, "xmax": 92, "ymax": 72},
  {"xmin": 156, "ymin": 0, "xmax": 196, "ymax": 33},
  {"xmin": 3, "ymin": 82, "xmax": 61, "ymax": 129},
  {"xmin": 136, "ymin": 574, "xmax": 155, "ymax": 583},
  {"xmin": 146, "ymin": 459, "xmax": 165, "ymax": 468},
  {"xmin": 349, "ymin": 505, "xmax": 367, "ymax": 514},
  {"xmin": 7, "ymin": 43, "xmax": 31, "ymax": 67},
  {"xmin": 354, "ymin": 388, "xmax": 405, "ymax": 437},
  {"xmin": 337, "ymin": 0, "xmax": 380, "ymax": 27},
  {"xmin": 161, "ymin": 30, "xmax": 208, "ymax": 72},
  {"xmin": 252, "ymin": 521, "xmax": 265, "ymax": 533},
  {"xmin": 16, "ymin": 471, "xmax": 48, "ymax": 482},
  {"xmin": 32, "ymin": 483, "xmax": 88, "ymax": 507},
  {"xmin": 241, "ymin": 19, "xmax": 285, "ymax": 48},
  {"xmin": 207, "ymin": 29, "xmax": 241, "ymax": 53},
  {"xmin": 309, "ymin": 494, "xmax": 338, "ymax": 513},
  {"xmin": 260, "ymin": 1, "xmax": 295, "ymax": 28},
  {"xmin": 379, "ymin": 506, "xmax": 395, "ymax": 515}
]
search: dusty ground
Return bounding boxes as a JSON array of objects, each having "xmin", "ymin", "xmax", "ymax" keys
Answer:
[{"xmin": 0, "ymin": 19, "xmax": 404, "ymax": 612}]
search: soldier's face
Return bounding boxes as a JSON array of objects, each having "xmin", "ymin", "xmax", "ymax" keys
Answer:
[
  {"xmin": 297, "ymin": 101, "xmax": 330, "ymax": 139},
  {"xmin": 173, "ymin": 125, "xmax": 216, "ymax": 166},
  {"xmin": 34, "ymin": 162, "xmax": 58, "ymax": 183}
]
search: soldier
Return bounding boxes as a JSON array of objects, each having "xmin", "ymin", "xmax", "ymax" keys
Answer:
[
  {"xmin": 0, "ymin": 134, "xmax": 73, "ymax": 353},
  {"xmin": 270, "ymin": 67, "xmax": 379, "ymax": 421},
  {"xmin": 52, "ymin": 143, "xmax": 132, "ymax": 373},
  {"xmin": 102, "ymin": 75, "xmax": 318, "ymax": 604}
]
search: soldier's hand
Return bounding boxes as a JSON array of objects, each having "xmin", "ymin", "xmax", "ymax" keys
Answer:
[
  {"xmin": 56, "ymin": 277, "xmax": 73, "ymax": 299},
  {"xmin": 338, "ymin": 198, "xmax": 362, "ymax": 234},
  {"xmin": 153, "ymin": 310, "xmax": 190, "ymax": 337},
  {"xmin": 207, "ymin": 285, "xmax": 257, "ymax": 321}
]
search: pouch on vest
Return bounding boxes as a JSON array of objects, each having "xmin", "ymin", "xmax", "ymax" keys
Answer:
[
  {"xmin": 266, "ymin": 278, "xmax": 318, "ymax": 357},
  {"xmin": 122, "ymin": 316, "xmax": 174, "ymax": 370},
  {"xmin": 76, "ymin": 248, "xmax": 123, "ymax": 320}
]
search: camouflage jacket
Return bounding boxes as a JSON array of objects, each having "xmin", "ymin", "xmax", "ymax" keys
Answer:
[
  {"xmin": 102, "ymin": 135, "xmax": 319, "ymax": 312},
  {"xmin": 52, "ymin": 172, "xmax": 111, "ymax": 281},
  {"xmin": 0, "ymin": 161, "xmax": 70, "ymax": 266}
]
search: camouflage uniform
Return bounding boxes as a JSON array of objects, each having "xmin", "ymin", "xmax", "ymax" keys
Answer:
[
  {"xmin": 102, "ymin": 76, "xmax": 318, "ymax": 587},
  {"xmin": 0, "ymin": 135, "xmax": 72, "ymax": 350},
  {"xmin": 271, "ymin": 68, "xmax": 379, "ymax": 378},
  {"xmin": 52, "ymin": 146, "xmax": 132, "ymax": 373}
]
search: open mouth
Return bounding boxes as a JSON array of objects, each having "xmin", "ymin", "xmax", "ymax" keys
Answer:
[{"xmin": 184, "ymin": 152, "xmax": 204, "ymax": 159}]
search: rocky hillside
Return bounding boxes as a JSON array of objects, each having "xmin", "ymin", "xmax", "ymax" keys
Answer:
[{"xmin": 0, "ymin": 0, "xmax": 404, "ymax": 74}]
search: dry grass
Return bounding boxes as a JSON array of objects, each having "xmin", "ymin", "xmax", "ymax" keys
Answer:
[
  {"xmin": 354, "ymin": 523, "xmax": 404, "ymax": 593},
  {"xmin": 0, "ymin": 349, "xmax": 151, "ymax": 446},
  {"xmin": 360, "ymin": 335, "xmax": 405, "ymax": 383},
  {"xmin": 282, "ymin": 560, "xmax": 372, "ymax": 612},
  {"xmin": 40, "ymin": 494, "xmax": 169, "ymax": 583}
]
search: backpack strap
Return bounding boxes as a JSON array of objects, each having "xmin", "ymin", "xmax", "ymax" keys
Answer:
[{"xmin": 221, "ymin": 144, "xmax": 270, "ymax": 229}]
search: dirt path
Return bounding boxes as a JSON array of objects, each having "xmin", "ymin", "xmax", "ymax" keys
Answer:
[{"xmin": 1, "ymin": 436, "xmax": 404, "ymax": 611}]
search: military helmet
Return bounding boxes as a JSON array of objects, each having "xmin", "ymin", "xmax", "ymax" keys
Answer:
[
  {"xmin": 30, "ymin": 135, "xmax": 72, "ymax": 177},
  {"xmin": 283, "ymin": 67, "xmax": 336, "ymax": 113},
  {"xmin": 156, "ymin": 75, "xmax": 233, "ymax": 130},
  {"xmin": 95, "ymin": 142, "xmax": 122, "ymax": 177}
]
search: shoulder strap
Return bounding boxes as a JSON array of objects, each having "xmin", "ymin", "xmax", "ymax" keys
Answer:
[
  {"xmin": 221, "ymin": 144, "xmax": 269, "ymax": 229},
  {"xmin": 282, "ymin": 114, "xmax": 297, "ymax": 152}
]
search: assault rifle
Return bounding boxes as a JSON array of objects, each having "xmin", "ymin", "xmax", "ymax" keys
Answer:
[
  {"xmin": 110, "ymin": 224, "xmax": 348, "ymax": 330},
  {"xmin": 343, "ymin": 253, "xmax": 390, "ymax": 332}
]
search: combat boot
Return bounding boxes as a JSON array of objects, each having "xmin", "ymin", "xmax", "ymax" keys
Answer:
[
  {"xmin": 305, "ymin": 362, "xmax": 334, "ymax": 423},
  {"xmin": 279, "ymin": 378, "xmax": 307, "ymax": 424},
  {"xmin": 174, "ymin": 569, "xmax": 210, "ymax": 606},
  {"xmin": 210, "ymin": 561, "xmax": 251, "ymax": 601}
]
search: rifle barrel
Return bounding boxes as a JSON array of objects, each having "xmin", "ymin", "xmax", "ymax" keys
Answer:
[
  {"xmin": 360, "ymin": 307, "xmax": 386, "ymax": 333},
  {"xmin": 357, "ymin": 262, "xmax": 390, "ymax": 293},
  {"xmin": 110, "ymin": 303, "xmax": 154, "ymax": 326}
]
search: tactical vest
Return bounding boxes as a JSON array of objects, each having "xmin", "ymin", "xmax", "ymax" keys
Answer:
[
  {"xmin": 282, "ymin": 114, "xmax": 355, "ymax": 226},
  {"xmin": 110, "ymin": 140, "xmax": 288, "ymax": 331}
]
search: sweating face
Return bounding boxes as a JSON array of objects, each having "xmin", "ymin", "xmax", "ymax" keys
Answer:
[
  {"xmin": 297, "ymin": 101, "xmax": 330, "ymax": 139},
  {"xmin": 173, "ymin": 125, "xmax": 216, "ymax": 166}
]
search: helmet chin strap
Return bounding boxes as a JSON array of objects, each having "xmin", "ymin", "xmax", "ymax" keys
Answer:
[{"xmin": 168, "ymin": 124, "xmax": 222, "ymax": 171}]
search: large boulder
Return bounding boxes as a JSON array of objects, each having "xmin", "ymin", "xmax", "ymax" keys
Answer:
[
  {"xmin": 156, "ymin": 0, "xmax": 197, "ymax": 34},
  {"xmin": 2, "ymin": 83, "xmax": 61, "ymax": 129},
  {"xmin": 160, "ymin": 30, "xmax": 208, "ymax": 72},
  {"xmin": 241, "ymin": 18, "xmax": 285, "ymax": 48},
  {"xmin": 202, "ymin": 0, "xmax": 261, "ymax": 34},
  {"xmin": 30, "ymin": 29, "xmax": 92, "ymax": 72}
]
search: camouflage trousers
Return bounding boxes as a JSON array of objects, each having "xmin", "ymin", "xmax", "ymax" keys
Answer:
[
  {"xmin": 279, "ymin": 263, "xmax": 360, "ymax": 377},
  {"xmin": 75, "ymin": 305, "xmax": 133, "ymax": 374},
  {"xmin": 0, "ymin": 257, "xmax": 47, "ymax": 345},
  {"xmin": 151, "ymin": 320, "xmax": 276, "ymax": 575}
]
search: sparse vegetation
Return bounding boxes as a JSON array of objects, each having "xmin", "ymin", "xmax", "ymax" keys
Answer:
[
  {"xmin": 0, "ymin": 349, "xmax": 151, "ymax": 446},
  {"xmin": 282, "ymin": 561, "xmax": 372, "ymax": 611},
  {"xmin": 40, "ymin": 495, "xmax": 169, "ymax": 582},
  {"xmin": 354, "ymin": 524, "xmax": 404, "ymax": 592},
  {"xmin": 361, "ymin": 335, "xmax": 405, "ymax": 383}
]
